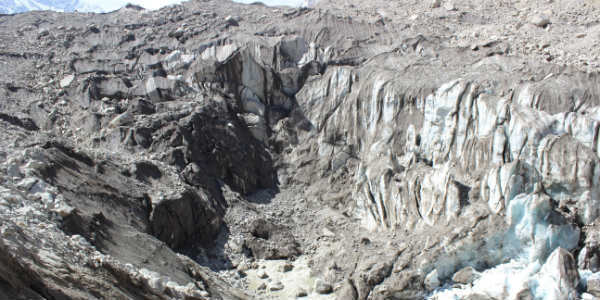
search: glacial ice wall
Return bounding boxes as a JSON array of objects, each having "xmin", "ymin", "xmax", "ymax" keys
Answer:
[{"xmin": 293, "ymin": 53, "xmax": 600, "ymax": 297}]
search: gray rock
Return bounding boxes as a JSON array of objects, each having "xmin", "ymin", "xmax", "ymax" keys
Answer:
[
  {"xmin": 258, "ymin": 270, "xmax": 269, "ymax": 279},
  {"xmin": 444, "ymin": 1, "xmax": 457, "ymax": 11},
  {"xmin": 270, "ymin": 281, "xmax": 284, "ymax": 291},
  {"xmin": 168, "ymin": 28, "xmax": 184, "ymax": 38},
  {"xmin": 538, "ymin": 248, "xmax": 580, "ymax": 298},
  {"xmin": 513, "ymin": 286, "xmax": 534, "ymax": 300},
  {"xmin": 315, "ymin": 279, "xmax": 333, "ymax": 294},
  {"xmin": 452, "ymin": 266, "xmax": 479, "ymax": 284},
  {"xmin": 60, "ymin": 75, "xmax": 74, "ymax": 88},
  {"xmin": 108, "ymin": 111, "xmax": 133, "ymax": 127},
  {"xmin": 296, "ymin": 288, "xmax": 308, "ymax": 297},
  {"xmin": 128, "ymin": 98, "xmax": 155, "ymax": 115},
  {"xmin": 225, "ymin": 15, "xmax": 240, "ymax": 26},
  {"xmin": 280, "ymin": 263, "xmax": 294, "ymax": 273},
  {"xmin": 582, "ymin": 293, "xmax": 597, "ymax": 300},
  {"xmin": 530, "ymin": 14, "xmax": 550, "ymax": 27},
  {"xmin": 38, "ymin": 28, "xmax": 49, "ymax": 37},
  {"xmin": 587, "ymin": 276, "xmax": 600, "ymax": 296},
  {"xmin": 337, "ymin": 279, "xmax": 358, "ymax": 300},
  {"xmin": 424, "ymin": 269, "xmax": 440, "ymax": 290},
  {"xmin": 245, "ymin": 219, "xmax": 301, "ymax": 260},
  {"xmin": 430, "ymin": 0, "xmax": 442, "ymax": 8},
  {"xmin": 579, "ymin": 224, "xmax": 600, "ymax": 272}
]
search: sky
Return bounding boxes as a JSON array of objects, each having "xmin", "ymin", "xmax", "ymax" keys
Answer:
[{"xmin": 84, "ymin": 0, "xmax": 304, "ymax": 11}]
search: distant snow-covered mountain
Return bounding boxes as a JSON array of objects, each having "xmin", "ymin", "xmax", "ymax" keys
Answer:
[
  {"xmin": 0, "ymin": 0, "xmax": 308, "ymax": 14},
  {"xmin": 0, "ymin": 0, "xmax": 104, "ymax": 14}
]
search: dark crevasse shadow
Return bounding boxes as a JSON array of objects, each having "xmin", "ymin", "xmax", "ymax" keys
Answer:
[
  {"xmin": 185, "ymin": 224, "xmax": 236, "ymax": 272},
  {"xmin": 246, "ymin": 188, "xmax": 279, "ymax": 205}
]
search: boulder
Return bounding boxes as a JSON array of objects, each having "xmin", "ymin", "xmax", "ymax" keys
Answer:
[
  {"xmin": 587, "ymin": 275, "xmax": 600, "ymax": 297},
  {"xmin": 225, "ymin": 15, "xmax": 240, "ymax": 26},
  {"xmin": 245, "ymin": 219, "xmax": 301, "ymax": 259},
  {"xmin": 60, "ymin": 74, "xmax": 75, "ymax": 88},
  {"xmin": 535, "ymin": 248, "xmax": 580, "ymax": 299},
  {"xmin": 430, "ymin": 0, "xmax": 442, "ymax": 8},
  {"xmin": 530, "ymin": 14, "xmax": 550, "ymax": 27},
  {"xmin": 315, "ymin": 279, "xmax": 333, "ymax": 294},
  {"xmin": 128, "ymin": 98, "xmax": 155, "ymax": 115},
  {"xmin": 279, "ymin": 263, "xmax": 294, "ymax": 273},
  {"xmin": 582, "ymin": 293, "xmax": 597, "ymax": 300},
  {"xmin": 337, "ymin": 279, "xmax": 358, "ymax": 300},
  {"xmin": 424, "ymin": 269, "xmax": 441, "ymax": 290},
  {"xmin": 270, "ymin": 281, "xmax": 284, "ymax": 291},
  {"xmin": 149, "ymin": 188, "xmax": 222, "ymax": 249},
  {"xmin": 108, "ymin": 111, "xmax": 134, "ymax": 127},
  {"xmin": 444, "ymin": 0, "xmax": 457, "ymax": 11},
  {"xmin": 578, "ymin": 246, "xmax": 600, "ymax": 272},
  {"xmin": 258, "ymin": 270, "xmax": 269, "ymax": 279},
  {"xmin": 296, "ymin": 288, "xmax": 308, "ymax": 297},
  {"xmin": 452, "ymin": 266, "xmax": 480, "ymax": 284}
]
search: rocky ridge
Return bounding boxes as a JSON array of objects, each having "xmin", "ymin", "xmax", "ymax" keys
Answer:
[{"xmin": 1, "ymin": 0, "xmax": 600, "ymax": 299}]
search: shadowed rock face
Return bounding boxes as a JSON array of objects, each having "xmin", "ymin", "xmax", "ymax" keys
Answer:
[
  {"xmin": 2, "ymin": 0, "xmax": 600, "ymax": 299},
  {"xmin": 246, "ymin": 218, "xmax": 301, "ymax": 259}
]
